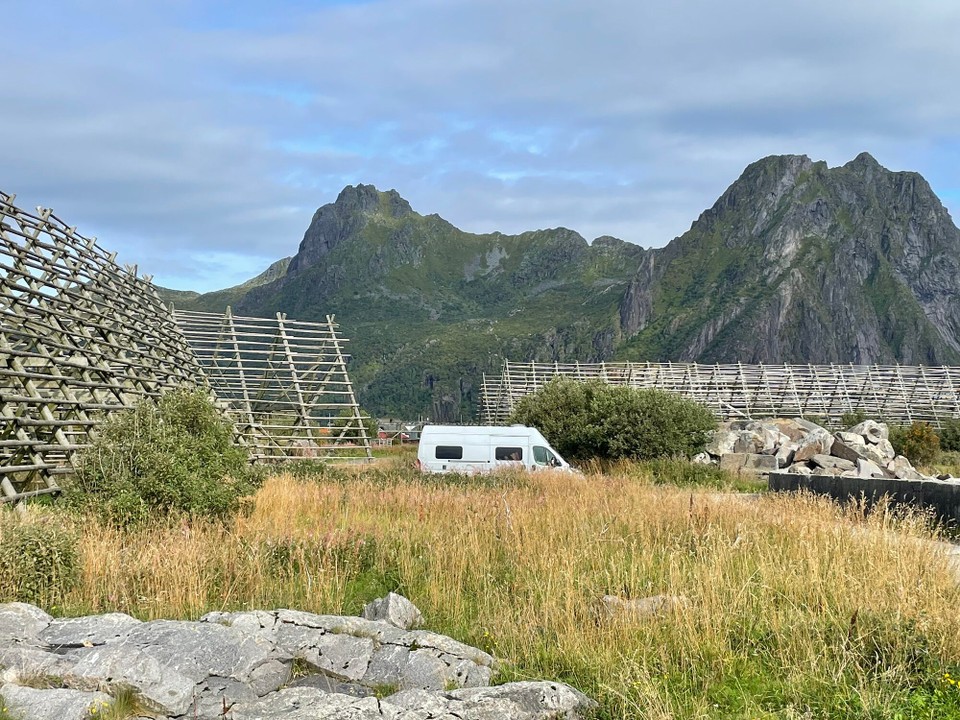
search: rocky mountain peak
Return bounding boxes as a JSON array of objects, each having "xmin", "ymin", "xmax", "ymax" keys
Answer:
[
  {"xmin": 287, "ymin": 184, "xmax": 415, "ymax": 275},
  {"xmin": 334, "ymin": 184, "xmax": 413, "ymax": 219}
]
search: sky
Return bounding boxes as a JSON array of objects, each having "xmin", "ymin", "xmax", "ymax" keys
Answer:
[{"xmin": 4, "ymin": 0, "xmax": 960, "ymax": 291}]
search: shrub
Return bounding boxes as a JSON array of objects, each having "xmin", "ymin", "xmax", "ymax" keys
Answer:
[
  {"xmin": 840, "ymin": 410, "xmax": 868, "ymax": 430},
  {"xmin": 509, "ymin": 377, "xmax": 716, "ymax": 462},
  {"xmin": 0, "ymin": 512, "xmax": 78, "ymax": 605},
  {"xmin": 889, "ymin": 422, "xmax": 941, "ymax": 467},
  {"xmin": 69, "ymin": 388, "xmax": 262, "ymax": 525},
  {"xmin": 938, "ymin": 419, "xmax": 960, "ymax": 453}
]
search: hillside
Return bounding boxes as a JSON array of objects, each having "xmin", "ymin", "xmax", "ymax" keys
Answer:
[
  {"xmin": 164, "ymin": 185, "xmax": 645, "ymax": 419},
  {"xmin": 162, "ymin": 154, "xmax": 960, "ymax": 418}
]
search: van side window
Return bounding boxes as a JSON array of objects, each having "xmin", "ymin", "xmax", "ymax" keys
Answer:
[
  {"xmin": 495, "ymin": 447, "xmax": 523, "ymax": 461},
  {"xmin": 534, "ymin": 446, "xmax": 559, "ymax": 466},
  {"xmin": 435, "ymin": 445, "xmax": 463, "ymax": 460}
]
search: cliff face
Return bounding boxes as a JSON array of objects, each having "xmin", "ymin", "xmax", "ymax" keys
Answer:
[{"xmin": 616, "ymin": 152, "xmax": 960, "ymax": 365}]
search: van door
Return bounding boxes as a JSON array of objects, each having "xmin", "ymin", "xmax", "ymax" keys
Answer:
[{"xmin": 493, "ymin": 437, "xmax": 527, "ymax": 469}]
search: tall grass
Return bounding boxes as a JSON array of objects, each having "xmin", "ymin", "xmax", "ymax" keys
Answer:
[{"xmin": 3, "ymin": 466, "xmax": 960, "ymax": 718}]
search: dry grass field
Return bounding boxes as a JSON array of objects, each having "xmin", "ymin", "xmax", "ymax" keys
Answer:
[{"xmin": 3, "ymin": 461, "xmax": 960, "ymax": 718}]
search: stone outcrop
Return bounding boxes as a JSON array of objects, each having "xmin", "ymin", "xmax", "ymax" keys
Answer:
[
  {"xmin": 0, "ymin": 595, "xmax": 596, "ymax": 720},
  {"xmin": 703, "ymin": 417, "xmax": 951, "ymax": 483}
]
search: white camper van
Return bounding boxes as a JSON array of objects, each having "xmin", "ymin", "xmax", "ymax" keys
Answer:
[{"xmin": 416, "ymin": 424, "xmax": 574, "ymax": 474}]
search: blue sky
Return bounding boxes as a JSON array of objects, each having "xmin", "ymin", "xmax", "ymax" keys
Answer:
[{"xmin": 4, "ymin": 0, "xmax": 960, "ymax": 291}]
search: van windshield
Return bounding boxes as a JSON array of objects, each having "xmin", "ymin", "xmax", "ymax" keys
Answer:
[{"xmin": 533, "ymin": 445, "xmax": 561, "ymax": 467}]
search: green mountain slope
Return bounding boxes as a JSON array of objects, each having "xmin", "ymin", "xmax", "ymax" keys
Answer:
[{"xmin": 165, "ymin": 185, "xmax": 645, "ymax": 419}]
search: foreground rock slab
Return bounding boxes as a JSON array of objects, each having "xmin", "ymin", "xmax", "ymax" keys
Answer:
[{"xmin": 0, "ymin": 595, "xmax": 596, "ymax": 720}]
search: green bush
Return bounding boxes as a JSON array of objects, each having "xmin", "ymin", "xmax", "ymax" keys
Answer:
[
  {"xmin": 69, "ymin": 388, "xmax": 261, "ymax": 525},
  {"xmin": 840, "ymin": 410, "xmax": 868, "ymax": 430},
  {"xmin": 938, "ymin": 419, "xmax": 960, "ymax": 453},
  {"xmin": 889, "ymin": 422, "xmax": 941, "ymax": 467},
  {"xmin": 509, "ymin": 377, "xmax": 716, "ymax": 462},
  {"xmin": 0, "ymin": 513, "xmax": 78, "ymax": 605}
]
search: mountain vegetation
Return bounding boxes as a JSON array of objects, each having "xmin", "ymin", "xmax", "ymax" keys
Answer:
[{"xmin": 160, "ymin": 153, "xmax": 960, "ymax": 419}]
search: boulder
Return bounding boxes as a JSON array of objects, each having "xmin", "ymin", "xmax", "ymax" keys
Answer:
[
  {"xmin": 848, "ymin": 420, "xmax": 889, "ymax": 444},
  {"xmin": 691, "ymin": 452, "xmax": 714, "ymax": 465},
  {"xmin": 811, "ymin": 455, "xmax": 856, "ymax": 473},
  {"xmin": 770, "ymin": 419, "xmax": 811, "ymax": 442},
  {"xmin": 705, "ymin": 429, "xmax": 739, "ymax": 457},
  {"xmin": 888, "ymin": 455, "xmax": 925, "ymax": 481},
  {"xmin": 0, "ymin": 603, "xmax": 52, "ymax": 645},
  {"xmin": 719, "ymin": 453, "xmax": 778, "ymax": 474},
  {"xmin": 388, "ymin": 681, "xmax": 599, "ymax": 719},
  {"xmin": 835, "ymin": 431, "xmax": 866, "ymax": 449},
  {"xmin": 787, "ymin": 463, "xmax": 812, "ymax": 475},
  {"xmin": 775, "ymin": 442, "xmax": 798, "ymax": 468},
  {"xmin": 856, "ymin": 458, "xmax": 887, "ymax": 478},
  {"xmin": 0, "ymin": 685, "xmax": 113, "ymax": 720},
  {"xmin": 875, "ymin": 439, "xmax": 896, "ymax": 462},
  {"xmin": 792, "ymin": 429, "xmax": 833, "ymax": 463},
  {"xmin": 361, "ymin": 592, "xmax": 423, "ymax": 631},
  {"xmin": 831, "ymin": 438, "xmax": 867, "ymax": 464}
]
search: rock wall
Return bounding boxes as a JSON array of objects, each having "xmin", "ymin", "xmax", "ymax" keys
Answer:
[{"xmin": 0, "ymin": 593, "xmax": 595, "ymax": 720}]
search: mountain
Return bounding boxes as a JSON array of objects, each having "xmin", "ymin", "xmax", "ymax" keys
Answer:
[
  {"xmin": 165, "ymin": 184, "xmax": 646, "ymax": 419},
  {"xmin": 617, "ymin": 152, "xmax": 960, "ymax": 364},
  {"xmin": 162, "ymin": 154, "xmax": 960, "ymax": 418}
]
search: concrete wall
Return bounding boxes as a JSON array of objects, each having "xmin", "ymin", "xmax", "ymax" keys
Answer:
[{"xmin": 769, "ymin": 473, "xmax": 960, "ymax": 524}]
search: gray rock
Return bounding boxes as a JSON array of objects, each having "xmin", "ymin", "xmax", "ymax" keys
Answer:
[
  {"xmin": 289, "ymin": 672, "xmax": 375, "ymax": 697},
  {"xmin": 849, "ymin": 420, "xmax": 889, "ymax": 444},
  {"xmin": 448, "ymin": 681, "xmax": 598, "ymax": 719},
  {"xmin": 787, "ymin": 463, "xmax": 812, "ymax": 475},
  {"xmin": 189, "ymin": 676, "xmax": 260, "ymax": 720},
  {"xmin": 775, "ymin": 442, "xmax": 798, "ymax": 468},
  {"xmin": 835, "ymin": 431, "xmax": 866, "ymax": 448},
  {"xmin": 0, "ymin": 684, "xmax": 113, "ymax": 720},
  {"xmin": 859, "ymin": 442, "xmax": 890, "ymax": 467},
  {"xmin": 247, "ymin": 659, "xmax": 292, "ymax": 697},
  {"xmin": 0, "ymin": 645, "xmax": 77, "ymax": 684},
  {"xmin": 705, "ymin": 429, "xmax": 738, "ymax": 457},
  {"xmin": 719, "ymin": 453, "xmax": 777, "ymax": 473},
  {"xmin": 792, "ymin": 417, "xmax": 826, "ymax": 434},
  {"xmin": 0, "ymin": 603, "xmax": 51, "ymax": 645},
  {"xmin": 599, "ymin": 594, "xmax": 687, "ymax": 621},
  {"xmin": 888, "ymin": 455, "xmax": 925, "ymax": 480},
  {"xmin": 831, "ymin": 437, "xmax": 866, "ymax": 464},
  {"xmin": 39, "ymin": 613, "xmax": 140, "ymax": 649},
  {"xmin": 771, "ymin": 419, "xmax": 810, "ymax": 442},
  {"xmin": 793, "ymin": 428, "xmax": 834, "ymax": 463},
  {"xmin": 399, "ymin": 649, "xmax": 449, "ymax": 691},
  {"xmin": 274, "ymin": 624, "xmax": 375, "ymax": 682},
  {"xmin": 395, "ymin": 631, "xmax": 495, "ymax": 669},
  {"xmin": 733, "ymin": 431, "xmax": 759, "ymax": 454},
  {"xmin": 362, "ymin": 644, "xmax": 411, "ymax": 688},
  {"xmin": 65, "ymin": 643, "xmax": 197, "ymax": 716},
  {"xmin": 232, "ymin": 686, "xmax": 394, "ymax": 720},
  {"xmin": 811, "ymin": 454, "xmax": 856, "ymax": 472},
  {"xmin": 875, "ymin": 439, "xmax": 896, "ymax": 462},
  {"xmin": 691, "ymin": 452, "xmax": 713, "ymax": 465},
  {"xmin": 856, "ymin": 458, "xmax": 887, "ymax": 478},
  {"xmin": 362, "ymin": 593, "xmax": 423, "ymax": 631}
]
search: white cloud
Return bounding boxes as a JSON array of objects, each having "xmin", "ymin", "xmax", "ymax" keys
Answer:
[{"xmin": 3, "ymin": 0, "xmax": 959, "ymax": 290}]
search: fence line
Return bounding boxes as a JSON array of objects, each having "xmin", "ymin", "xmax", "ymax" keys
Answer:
[
  {"xmin": 1, "ymin": 191, "xmax": 371, "ymax": 504},
  {"xmin": 480, "ymin": 360, "xmax": 960, "ymax": 426}
]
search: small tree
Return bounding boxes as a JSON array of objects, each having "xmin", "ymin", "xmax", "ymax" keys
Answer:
[
  {"xmin": 70, "ymin": 388, "xmax": 261, "ymax": 525},
  {"xmin": 509, "ymin": 377, "xmax": 716, "ymax": 462},
  {"xmin": 889, "ymin": 422, "xmax": 940, "ymax": 467}
]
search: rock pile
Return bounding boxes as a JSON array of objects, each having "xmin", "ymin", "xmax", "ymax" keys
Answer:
[
  {"xmin": 0, "ymin": 594, "xmax": 595, "ymax": 720},
  {"xmin": 698, "ymin": 418, "xmax": 949, "ymax": 481}
]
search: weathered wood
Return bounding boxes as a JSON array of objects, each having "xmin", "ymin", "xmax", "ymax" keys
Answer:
[{"xmin": 482, "ymin": 360, "xmax": 960, "ymax": 427}]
